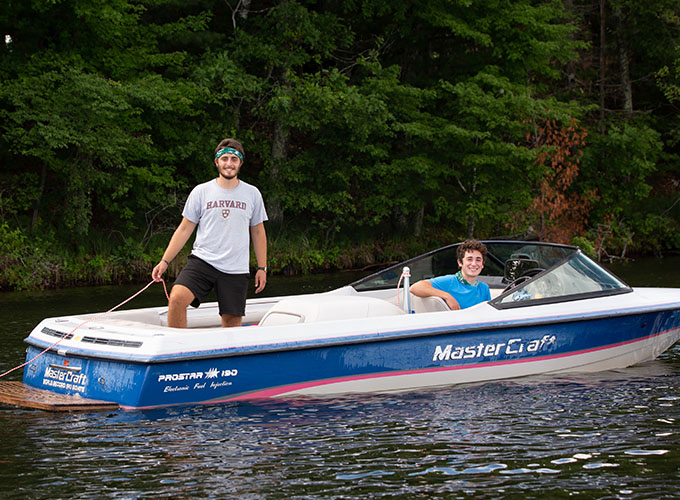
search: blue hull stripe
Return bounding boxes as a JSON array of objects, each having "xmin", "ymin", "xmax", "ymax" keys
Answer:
[
  {"xmin": 210, "ymin": 327, "xmax": 678, "ymax": 402},
  {"xmin": 24, "ymin": 302, "xmax": 680, "ymax": 363},
  {"xmin": 119, "ymin": 326, "xmax": 680, "ymax": 409},
  {"xmin": 23, "ymin": 308, "xmax": 680, "ymax": 409}
]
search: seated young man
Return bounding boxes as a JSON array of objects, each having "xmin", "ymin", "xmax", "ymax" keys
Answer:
[{"xmin": 409, "ymin": 239, "xmax": 491, "ymax": 310}]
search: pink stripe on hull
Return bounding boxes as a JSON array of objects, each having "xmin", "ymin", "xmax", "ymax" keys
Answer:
[
  {"xmin": 117, "ymin": 326, "xmax": 679, "ymax": 409},
  {"xmin": 222, "ymin": 327, "xmax": 678, "ymax": 401}
]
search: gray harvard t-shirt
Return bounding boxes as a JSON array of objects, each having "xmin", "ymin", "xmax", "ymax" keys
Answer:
[{"xmin": 182, "ymin": 179, "xmax": 268, "ymax": 274}]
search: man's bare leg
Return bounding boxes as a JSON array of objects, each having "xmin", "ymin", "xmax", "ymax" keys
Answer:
[
  {"xmin": 221, "ymin": 314, "xmax": 242, "ymax": 328},
  {"xmin": 167, "ymin": 284, "xmax": 195, "ymax": 328}
]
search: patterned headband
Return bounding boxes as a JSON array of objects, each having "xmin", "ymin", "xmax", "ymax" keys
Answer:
[{"xmin": 215, "ymin": 147, "xmax": 244, "ymax": 162}]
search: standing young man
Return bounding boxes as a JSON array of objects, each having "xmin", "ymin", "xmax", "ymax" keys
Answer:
[
  {"xmin": 409, "ymin": 239, "xmax": 491, "ymax": 310},
  {"xmin": 152, "ymin": 138, "xmax": 268, "ymax": 328}
]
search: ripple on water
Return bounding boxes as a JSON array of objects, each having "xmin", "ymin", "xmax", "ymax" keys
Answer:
[{"xmin": 1, "ymin": 359, "xmax": 680, "ymax": 499}]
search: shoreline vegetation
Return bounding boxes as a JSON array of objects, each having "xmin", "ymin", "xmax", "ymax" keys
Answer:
[
  {"xmin": 1, "ymin": 225, "xmax": 677, "ymax": 292},
  {"xmin": 2, "ymin": 2, "xmax": 679, "ymax": 291},
  {"xmin": 0, "ymin": 229, "xmax": 425, "ymax": 291}
]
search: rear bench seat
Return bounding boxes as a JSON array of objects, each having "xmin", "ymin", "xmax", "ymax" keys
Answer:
[{"xmin": 259, "ymin": 295, "xmax": 406, "ymax": 326}]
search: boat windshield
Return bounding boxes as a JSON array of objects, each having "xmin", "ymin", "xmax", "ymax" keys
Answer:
[
  {"xmin": 351, "ymin": 241, "xmax": 576, "ymax": 291},
  {"xmin": 492, "ymin": 251, "xmax": 631, "ymax": 308}
]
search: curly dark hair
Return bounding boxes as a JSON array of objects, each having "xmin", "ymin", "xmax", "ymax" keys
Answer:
[{"xmin": 456, "ymin": 239, "xmax": 487, "ymax": 263}]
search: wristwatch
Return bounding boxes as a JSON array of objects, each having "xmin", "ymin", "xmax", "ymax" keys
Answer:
[{"xmin": 257, "ymin": 266, "xmax": 267, "ymax": 272}]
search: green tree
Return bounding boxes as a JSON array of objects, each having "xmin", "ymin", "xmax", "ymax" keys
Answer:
[
  {"xmin": 368, "ymin": 0, "xmax": 587, "ymax": 237},
  {"xmin": 0, "ymin": 0, "xmax": 208, "ymax": 240}
]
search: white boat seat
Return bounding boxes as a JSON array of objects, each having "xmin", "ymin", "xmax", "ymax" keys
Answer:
[
  {"xmin": 259, "ymin": 295, "xmax": 405, "ymax": 326},
  {"xmin": 386, "ymin": 294, "xmax": 450, "ymax": 313},
  {"xmin": 410, "ymin": 295, "xmax": 450, "ymax": 312}
]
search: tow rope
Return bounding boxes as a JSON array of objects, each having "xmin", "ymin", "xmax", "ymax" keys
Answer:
[{"xmin": 0, "ymin": 279, "xmax": 170, "ymax": 380}]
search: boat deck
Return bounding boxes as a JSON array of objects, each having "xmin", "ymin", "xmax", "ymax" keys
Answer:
[{"xmin": 0, "ymin": 381, "xmax": 119, "ymax": 411}]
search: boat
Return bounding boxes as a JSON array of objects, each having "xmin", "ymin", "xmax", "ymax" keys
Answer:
[{"xmin": 6, "ymin": 240, "xmax": 680, "ymax": 410}]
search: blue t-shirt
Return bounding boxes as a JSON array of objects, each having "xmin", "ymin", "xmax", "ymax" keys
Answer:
[{"xmin": 429, "ymin": 274, "xmax": 491, "ymax": 309}]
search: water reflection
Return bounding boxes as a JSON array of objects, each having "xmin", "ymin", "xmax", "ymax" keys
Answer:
[
  {"xmin": 1, "ymin": 259, "xmax": 679, "ymax": 498},
  {"xmin": 3, "ymin": 347, "xmax": 679, "ymax": 499}
]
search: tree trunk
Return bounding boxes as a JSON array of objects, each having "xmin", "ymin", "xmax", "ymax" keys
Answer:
[
  {"xmin": 268, "ymin": 118, "xmax": 288, "ymax": 225},
  {"xmin": 31, "ymin": 163, "xmax": 47, "ymax": 230},
  {"xmin": 466, "ymin": 166, "xmax": 477, "ymax": 238},
  {"xmin": 599, "ymin": 0, "xmax": 606, "ymax": 124},
  {"xmin": 229, "ymin": 0, "xmax": 251, "ymax": 28},
  {"xmin": 414, "ymin": 204, "xmax": 424, "ymax": 237},
  {"xmin": 614, "ymin": 7, "xmax": 633, "ymax": 118}
]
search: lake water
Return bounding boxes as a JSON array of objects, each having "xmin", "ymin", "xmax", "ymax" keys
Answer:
[{"xmin": 1, "ymin": 256, "xmax": 679, "ymax": 499}]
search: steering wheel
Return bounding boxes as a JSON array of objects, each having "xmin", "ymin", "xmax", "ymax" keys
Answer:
[
  {"xmin": 503, "ymin": 267, "xmax": 545, "ymax": 293},
  {"xmin": 536, "ymin": 273, "xmax": 565, "ymax": 297}
]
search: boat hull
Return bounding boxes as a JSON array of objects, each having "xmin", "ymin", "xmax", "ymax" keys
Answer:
[{"xmin": 22, "ymin": 308, "xmax": 680, "ymax": 410}]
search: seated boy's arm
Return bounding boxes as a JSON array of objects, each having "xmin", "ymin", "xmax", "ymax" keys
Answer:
[{"xmin": 410, "ymin": 280, "xmax": 461, "ymax": 310}]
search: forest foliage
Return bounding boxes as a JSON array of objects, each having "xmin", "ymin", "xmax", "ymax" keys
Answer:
[{"xmin": 1, "ymin": 0, "xmax": 679, "ymax": 290}]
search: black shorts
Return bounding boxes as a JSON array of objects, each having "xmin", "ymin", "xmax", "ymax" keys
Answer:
[{"xmin": 173, "ymin": 255, "xmax": 249, "ymax": 316}]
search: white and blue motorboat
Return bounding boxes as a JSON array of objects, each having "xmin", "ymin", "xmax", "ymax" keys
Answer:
[{"xmin": 9, "ymin": 241, "xmax": 680, "ymax": 410}]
